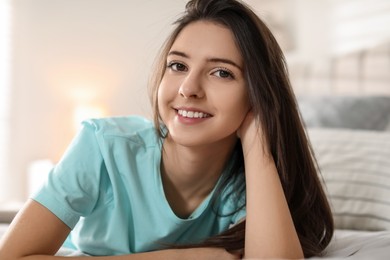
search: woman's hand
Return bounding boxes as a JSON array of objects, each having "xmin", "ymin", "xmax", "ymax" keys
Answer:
[
  {"xmin": 237, "ymin": 111, "xmax": 269, "ymax": 159},
  {"xmin": 238, "ymin": 111, "xmax": 304, "ymax": 259}
]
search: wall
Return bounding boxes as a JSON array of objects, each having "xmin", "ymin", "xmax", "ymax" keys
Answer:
[
  {"xmin": 0, "ymin": 0, "xmax": 12, "ymax": 203},
  {"xmin": 330, "ymin": 0, "xmax": 390, "ymax": 54},
  {"xmin": 3, "ymin": 0, "xmax": 186, "ymax": 202}
]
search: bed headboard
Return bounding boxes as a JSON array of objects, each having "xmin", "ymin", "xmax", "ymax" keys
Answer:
[{"xmin": 289, "ymin": 42, "xmax": 390, "ymax": 96}]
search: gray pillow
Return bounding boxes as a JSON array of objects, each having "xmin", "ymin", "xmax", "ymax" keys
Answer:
[{"xmin": 298, "ymin": 96, "xmax": 390, "ymax": 131}]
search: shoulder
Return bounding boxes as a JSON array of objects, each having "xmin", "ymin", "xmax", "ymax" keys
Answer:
[
  {"xmin": 83, "ymin": 115, "xmax": 153, "ymax": 133},
  {"xmin": 81, "ymin": 115, "xmax": 159, "ymax": 147}
]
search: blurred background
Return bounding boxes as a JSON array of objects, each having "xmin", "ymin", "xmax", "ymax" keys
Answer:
[{"xmin": 0, "ymin": 0, "xmax": 389, "ymax": 206}]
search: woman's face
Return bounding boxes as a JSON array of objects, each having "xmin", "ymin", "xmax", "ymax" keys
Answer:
[{"xmin": 158, "ymin": 21, "xmax": 250, "ymax": 148}]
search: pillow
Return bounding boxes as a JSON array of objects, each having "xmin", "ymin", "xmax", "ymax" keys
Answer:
[
  {"xmin": 298, "ymin": 96, "xmax": 390, "ymax": 131},
  {"xmin": 307, "ymin": 128, "xmax": 390, "ymax": 231}
]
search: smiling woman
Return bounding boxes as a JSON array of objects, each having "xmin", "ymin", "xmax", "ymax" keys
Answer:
[
  {"xmin": 158, "ymin": 21, "xmax": 249, "ymax": 149},
  {"xmin": 157, "ymin": 21, "xmax": 250, "ymax": 220},
  {"xmin": 0, "ymin": 0, "xmax": 333, "ymax": 259}
]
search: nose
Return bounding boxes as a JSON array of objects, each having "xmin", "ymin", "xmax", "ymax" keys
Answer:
[{"xmin": 178, "ymin": 72, "xmax": 205, "ymax": 99}]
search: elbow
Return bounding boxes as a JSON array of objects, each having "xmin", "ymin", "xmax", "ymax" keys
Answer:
[
  {"xmin": 0, "ymin": 245, "xmax": 38, "ymax": 260},
  {"xmin": 0, "ymin": 251, "xmax": 20, "ymax": 260}
]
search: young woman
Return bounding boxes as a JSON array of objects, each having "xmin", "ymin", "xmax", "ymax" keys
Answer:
[{"xmin": 0, "ymin": 0, "xmax": 334, "ymax": 259}]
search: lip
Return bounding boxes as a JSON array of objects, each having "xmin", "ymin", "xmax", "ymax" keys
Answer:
[
  {"xmin": 174, "ymin": 106, "xmax": 212, "ymax": 124},
  {"xmin": 174, "ymin": 106, "xmax": 212, "ymax": 116}
]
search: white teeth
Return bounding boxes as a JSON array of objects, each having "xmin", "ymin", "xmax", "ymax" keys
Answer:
[{"xmin": 178, "ymin": 109, "xmax": 210, "ymax": 118}]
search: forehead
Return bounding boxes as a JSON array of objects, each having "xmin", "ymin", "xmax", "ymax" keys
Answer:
[{"xmin": 170, "ymin": 21, "xmax": 243, "ymax": 66}]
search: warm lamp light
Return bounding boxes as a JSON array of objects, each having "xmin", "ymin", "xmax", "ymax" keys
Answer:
[
  {"xmin": 74, "ymin": 105, "xmax": 107, "ymax": 131},
  {"xmin": 70, "ymin": 87, "xmax": 99, "ymax": 103}
]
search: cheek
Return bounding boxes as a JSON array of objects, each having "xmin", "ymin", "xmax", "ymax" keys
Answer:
[
  {"xmin": 221, "ymin": 90, "xmax": 250, "ymax": 116},
  {"xmin": 157, "ymin": 84, "xmax": 166, "ymax": 115},
  {"xmin": 157, "ymin": 77, "xmax": 173, "ymax": 101},
  {"xmin": 236, "ymin": 87, "xmax": 251, "ymax": 115},
  {"xmin": 229, "ymin": 94, "xmax": 250, "ymax": 127},
  {"xmin": 157, "ymin": 80, "xmax": 175, "ymax": 118},
  {"xmin": 213, "ymin": 91, "xmax": 249, "ymax": 132},
  {"xmin": 234, "ymin": 102, "xmax": 250, "ymax": 125},
  {"xmin": 157, "ymin": 78, "xmax": 169, "ymax": 100}
]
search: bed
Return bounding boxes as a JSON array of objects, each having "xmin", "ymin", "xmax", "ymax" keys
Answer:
[
  {"xmin": 292, "ymin": 41, "xmax": 390, "ymax": 259},
  {"xmin": 304, "ymin": 125, "xmax": 390, "ymax": 259},
  {"xmin": 1, "ymin": 43, "xmax": 390, "ymax": 258}
]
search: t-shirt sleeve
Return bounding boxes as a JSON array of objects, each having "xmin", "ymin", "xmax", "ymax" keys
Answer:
[
  {"xmin": 218, "ymin": 179, "xmax": 247, "ymax": 227},
  {"xmin": 32, "ymin": 121, "xmax": 104, "ymax": 229},
  {"xmin": 231, "ymin": 209, "xmax": 246, "ymax": 226},
  {"xmin": 230, "ymin": 196, "xmax": 246, "ymax": 226}
]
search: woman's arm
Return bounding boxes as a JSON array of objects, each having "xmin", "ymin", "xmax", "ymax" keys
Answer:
[
  {"xmin": 239, "ymin": 112, "xmax": 303, "ymax": 259},
  {"xmin": 0, "ymin": 199, "xmax": 70, "ymax": 259},
  {"xmin": 0, "ymin": 200, "xmax": 239, "ymax": 260}
]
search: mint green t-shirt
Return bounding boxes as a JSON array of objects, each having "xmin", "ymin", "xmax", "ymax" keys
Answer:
[{"xmin": 33, "ymin": 116, "xmax": 246, "ymax": 256}]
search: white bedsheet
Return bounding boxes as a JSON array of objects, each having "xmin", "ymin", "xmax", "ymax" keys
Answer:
[
  {"xmin": 313, "ymin": 230, "xmax": 390, "ymax": 259},
  {"xmin": 0, "ymin": 224, "xmax": 8, "ymax": 238},
  {"xmin": 1, "ymin": 224, "xmax": 389, "ymax": 259}
]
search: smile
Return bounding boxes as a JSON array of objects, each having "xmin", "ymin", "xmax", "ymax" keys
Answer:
[{"xmin": 177, "ymin": 109, "xmax": 211, "ymax": 118}]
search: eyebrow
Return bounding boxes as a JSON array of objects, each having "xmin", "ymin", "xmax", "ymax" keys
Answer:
[{"xmin": 168, "ymin": 50, "xmax": 243, "ymax": 71}]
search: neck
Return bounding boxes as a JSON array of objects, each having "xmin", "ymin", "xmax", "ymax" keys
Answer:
[{"xmin": 160, "ymin": 135, "xmax": 237, "ymax": 218}]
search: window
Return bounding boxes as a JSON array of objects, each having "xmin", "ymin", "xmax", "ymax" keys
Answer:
[{"xmin": 331, "ymin": 0, "xmax": 390, "ymax": 54}]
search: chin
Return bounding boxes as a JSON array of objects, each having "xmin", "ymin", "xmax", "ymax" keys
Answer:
[{"xmin": 168, "ymin": 133, "xmax": 206, "ymax": 147}]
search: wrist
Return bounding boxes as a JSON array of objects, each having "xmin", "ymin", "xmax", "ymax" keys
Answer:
[{"xmin": 241, "ymin": 134, "xmax": 270, "ymax": 159}]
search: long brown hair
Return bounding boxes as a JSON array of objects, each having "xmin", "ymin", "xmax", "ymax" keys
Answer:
[{"xmin": 149, "ymin": 0, "xmax": 334, "ymax": 257}]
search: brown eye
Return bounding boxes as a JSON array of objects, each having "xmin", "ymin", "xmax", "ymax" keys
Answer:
[
  {"xmin": 217, "ymin": 70, "xmax": 231, "ymax": 78},
  {"xmin": 212, "ymin": 68, "xmax": 234, "ymax": 79},
  {"xmin": 168, "ymin": 62, "xmax": 188, "ymax": 72}
]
